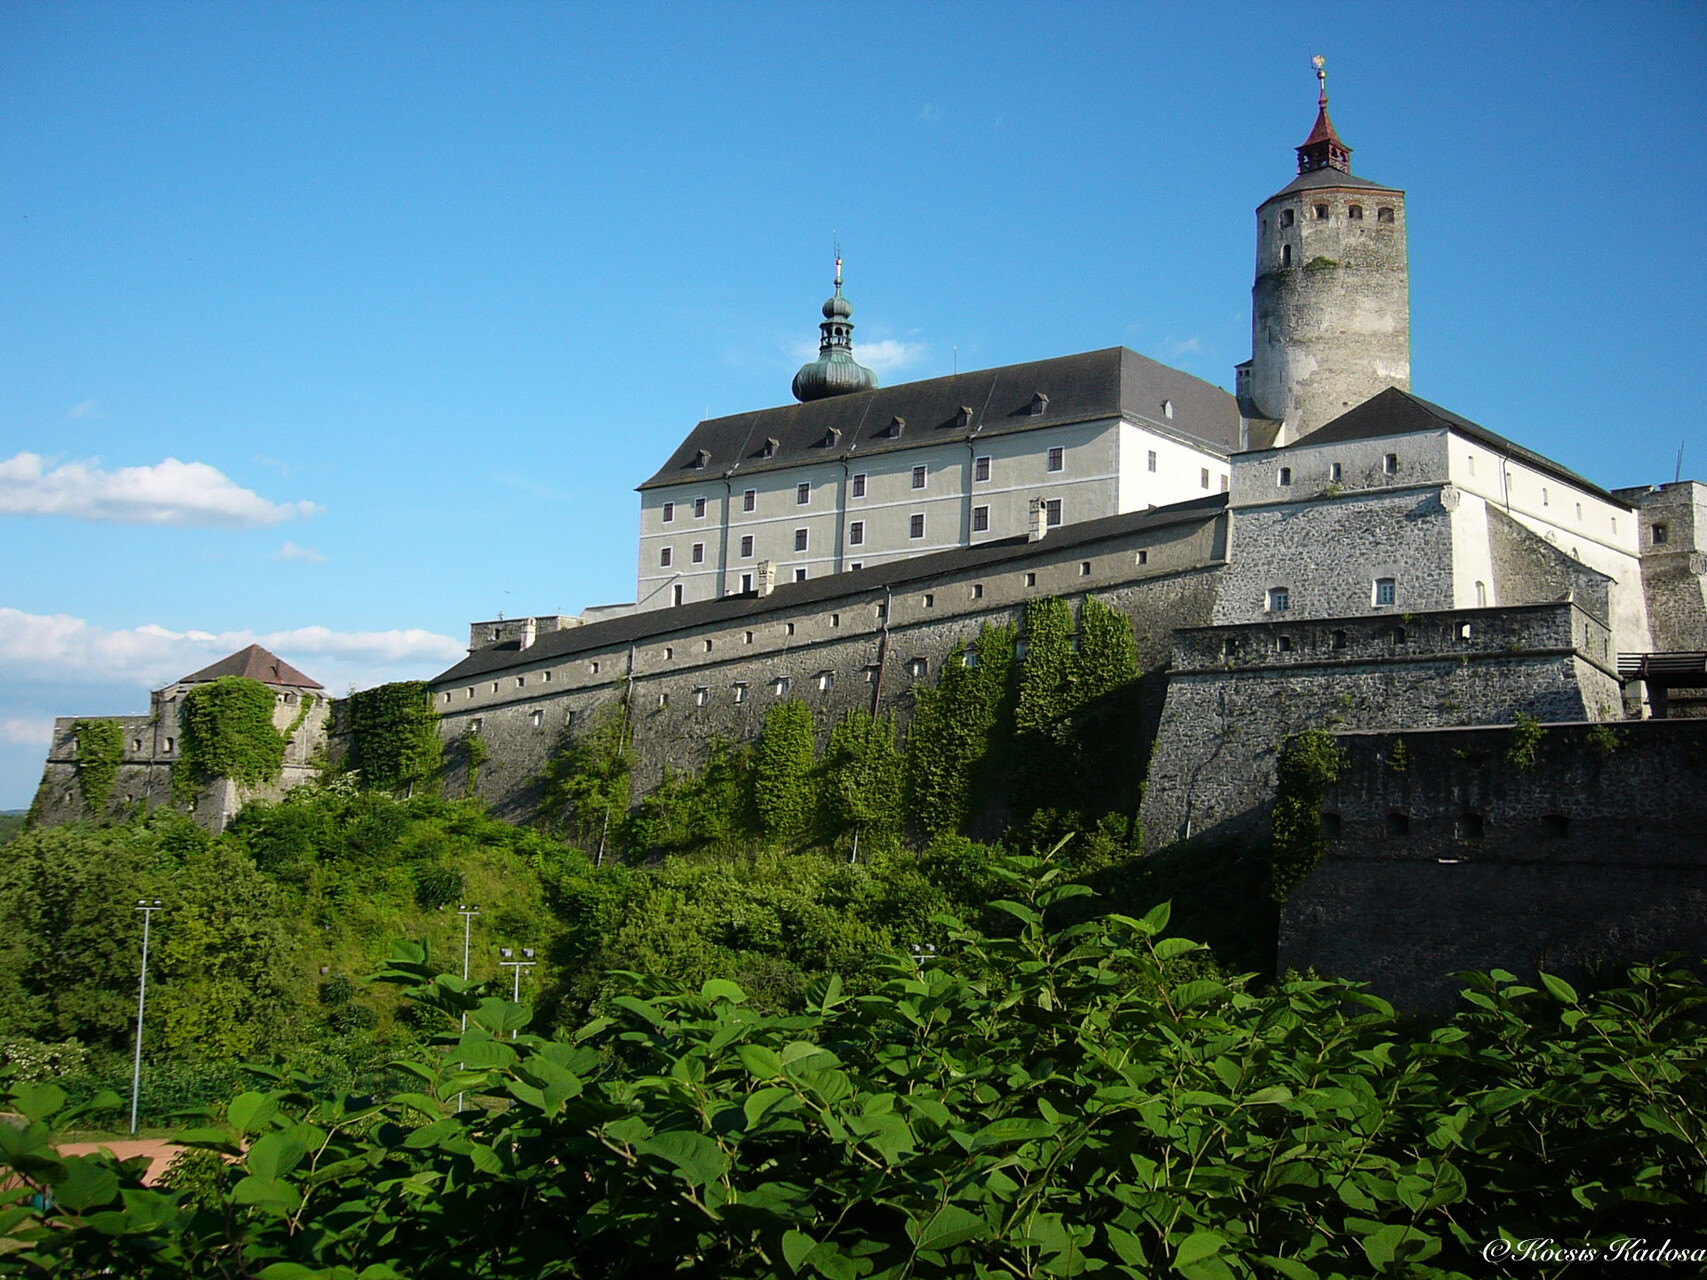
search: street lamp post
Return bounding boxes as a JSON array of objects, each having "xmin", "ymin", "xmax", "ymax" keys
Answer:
[
  {"xmin": 129, "ymin": 899, "xmax": 163, "ymax": 1135},
  {"xmin": 454, "ymin": 905, "xmax": 479, "ymax": 1112},
  {"xmin": 497, "ymin": 947, "xmax": 536, "ymax": 1040}
]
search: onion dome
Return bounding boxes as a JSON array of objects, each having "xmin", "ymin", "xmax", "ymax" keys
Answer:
[{"xmin": 792, "ymin": 257, "xmax": 879, "ymax": 403}]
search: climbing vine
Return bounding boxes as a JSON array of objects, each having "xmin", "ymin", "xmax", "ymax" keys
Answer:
[
  {"xmin": 903, "ymin": 622, "xmax": 1017, "ymax": 837},
  {"xmin": 174, "ymin": 678, "xmax": 287, "ymax": 803},
  {"xmin": 819, "ymin": 708, "xmax": 904, "ymax": 852},
  {"xmin": 1270, "ymin": 728, "xmax": 1347, "ymax": 903},
  {"xmin": 537, "ymin": 703, "xmax": 633, "ymax": 858},
  {"xmin": 70, "ymin": 718, "xmax": 124, "ymax": 816},
  {"xmin": 346, "ymin": 682, "xmax": 442, "ymax": 795},
  {"xmin": 280, "ymin": 692, "xmax": 318, "ymax": 747},
  {"xmin": 749, "ymin": 700, "xmax": 817, "ymax": 840},
  {"xmin": 1507, "ymin": 712, "xmax": 1546, "ymax": 772},
  {"xmin": 461, "ymin": 732, "xmax": 490, "ymax": 794}
]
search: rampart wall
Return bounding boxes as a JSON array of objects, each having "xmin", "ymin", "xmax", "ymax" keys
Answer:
[{"xmin": 1279, "ymin": 719, "xmax": 1707, "ymax": 1010}]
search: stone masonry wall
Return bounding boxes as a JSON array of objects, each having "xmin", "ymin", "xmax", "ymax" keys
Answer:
[
  {"xmin": 433, "ymin": 516, "xmax": 1229, "ymax": 823},
  {"xmin": 1279, "ymin": 719, "xmax": 1707, "ymax": 1011},
  {"xmin": 1138, "ymin": 603, "xmax": 1620, "ymax": 851}
]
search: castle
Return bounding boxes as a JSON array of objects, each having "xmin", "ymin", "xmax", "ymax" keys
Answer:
[{"xmin": 37, "ymin": 71, "xmax": 1707, "ymax": 1006}]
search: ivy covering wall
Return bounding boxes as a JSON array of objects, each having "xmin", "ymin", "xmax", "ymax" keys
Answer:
[
  {"xmin": 346, "ymin": 681, "xmax": 443, "ymax": 796},
  {"xmin": 1269, "ymin": 729, "xmax": 1348, "ymax": 902},
  {"xmin": 904, "ymin": 623, "xmax": 1017, "ymax": 837},
  {"xmin": 69, "ymin": 719, "xmax": 124, "ymax": 816},
  {"xmin": 174, "ymin": 678, "xmax": 288, "ymax": 802}
]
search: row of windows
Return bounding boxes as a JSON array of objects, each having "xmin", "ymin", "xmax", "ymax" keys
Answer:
[
  {"xmin": 1276, "ymin": 454, "xmax": 1399, "ymax": 488},
  {"xmin": 661, "ymin": 452, "xmax": 1073, "ymax": 524},
  {"xmin": 1263, "ymin": 578, "xmax": 1496, "ymax": 617},
  {"xmin": 1274, "ymin": 203, "xmax": 1395, "ymax": 229}
]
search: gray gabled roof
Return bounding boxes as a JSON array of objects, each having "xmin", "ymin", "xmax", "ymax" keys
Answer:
[
  {"xmin": 1306, "ymin": 388, "xmax": 1627, "ymax": 507},
  {"xmin": 638, "ymin": 347, "xmax": 1239, "ymax": 491},
  {"xmin": 178, "ymin": 644, "xmax": 324, "ymax": 689},
  {"xmin": 431, "ymin": 494, "xmax": 1229, "ymax": 685}
]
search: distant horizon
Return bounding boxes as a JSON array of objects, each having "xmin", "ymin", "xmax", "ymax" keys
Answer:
[{"xmin": 3, "ymin": 1, "xmax": 1703, "ymax": 807}]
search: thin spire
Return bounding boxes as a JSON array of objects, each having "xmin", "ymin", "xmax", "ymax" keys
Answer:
[{"xmin": 1297, "ymin": 55, "xmax": 1352, "ymax": 175}]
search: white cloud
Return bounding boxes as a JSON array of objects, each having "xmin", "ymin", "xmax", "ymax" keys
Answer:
[
  {"xmin": 273, "ymin": 541, "xmax": 327, "ymax": 563},
  {"xmin": 0, "ymin": 452, "xmax": 320, "ymax": 527},
  {"xmin": 1164, "ymin": 335, "xmax": 1204, "ymax": 360},
  {"xmin": 67, "ymin": 399, "xmax": 99, "ymax": 421},
  {"xmin": 0, "ymin": 717, "xmax": 54, "ymax": 747},
  {"xmin": 0, "ymin": 608, "xmax": 465, "ymax": 695}
]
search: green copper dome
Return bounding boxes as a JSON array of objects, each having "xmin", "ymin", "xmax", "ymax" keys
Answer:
[{"xmin": 793, "ymin": 259, "xmax": 878, "ymax": 403}]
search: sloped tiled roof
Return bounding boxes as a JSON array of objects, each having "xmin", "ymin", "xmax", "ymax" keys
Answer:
[
  {"xmin": 1306, "ymin": 388, "xmax": 1626, "ymax": 506},
  {"xmin": 1263, "ymin": 166, "xmax": 1401, "ymax": 201},
  {"xmin": 178, "ymin": 644, "xmax": 324, "ymax": 689},
  {"xmin": 431, "ymin": 494, "xmax": 1230, "ymax": 684},
  {"xmin": 638, "ymin": 347, "xmax": 1239, "ymax": 491}
]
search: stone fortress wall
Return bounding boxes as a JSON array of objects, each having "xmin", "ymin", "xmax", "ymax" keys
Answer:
[{"xmin": 1279, "ymin": 719, "xmax": 1707, "ymax": 1010}]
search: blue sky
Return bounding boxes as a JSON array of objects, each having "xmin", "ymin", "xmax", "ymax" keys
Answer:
[{"xmin": 2, "ymin": 1, "xmax": 1703, "ymax": 808}]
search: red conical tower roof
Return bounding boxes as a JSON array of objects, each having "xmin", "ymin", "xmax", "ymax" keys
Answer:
[{"xmin": 1296, "ymin": 56, "xmax": 1352, "ymax": 175}]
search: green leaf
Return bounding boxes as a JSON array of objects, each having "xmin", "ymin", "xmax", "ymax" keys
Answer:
[
  {"xmin": 969, "ymin": 1117, "xmax": 1056, "ymax": 1150},
  {"xmin": 1152, "ymin": 936, "xmax": 1200, "ymax": 960},
  {"xmin": 9, "ymin": 1082, "xmax": 66, "ymax": 1123},
  {"xmin": 909, "ymin": 1203, "xmax": 988, "ymax": 1251},
  {"xmin": 231, "ymin": 1175, "xmax": 302, "ymax": 1213},
  {"xmin": 228, "ymin": 1091, "xmax": 280, "ymax": 1134},
  {"xmin": 1106, "ymin": 1223, "xmax": 1149, "ymax": 1267},
  {"xmin": 454, "ymin": 1030, "xmax": 518, "ymax": 1071},
  {"xmin": 1174, "ymin": 1229, "xmax": 1226, "ymax": 1268},
  {"xmin": 1137, "ymin": 901, "xmax": 1172, "ymax": 935},
  {"xmin": 51, "ymin": 1157, "xmax": 119, "ymax": 1213},
  {"xmin": 1170, "ymin": 979, "xmax": 1228, "ymax": 1009},
  {"xmin": 246, "ymin": 1131, "xmax": 308, "ymax": 1183},
  {"xmin": 700, "ymin": 977, "xmax": 748, "ymax": 1004},
  {"xmin": 1244, "ymin": 1086, "xmax": 1293, "ymax": 1106},
  {"xmin": 744, "ymin": 1086, "xmax": 795, "ymax": 1129},
  {"xmin": 738, "ymin": 1045, "xmax": 783, "ymax": 1079},
  {"xmin": 783, "ymin": 1228, "xmax": 818, "ymax": 1272},
  {"xmin": 1259, "ymin": 1256, "xmax": 1319, "ymax": 1280},
  {"xmin": 634, "ymin": 1130, "xmax": 729, "ymax": 1187},
  {"xmin": 1539, "ymin": 972, "xmax": 1579, "ymax": 1005}
]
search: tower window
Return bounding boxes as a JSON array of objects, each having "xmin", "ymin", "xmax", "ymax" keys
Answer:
[
  {"xmin": 740, "ymin": 534, "xmax": 754, "ymax": 557},
  {"xmin": 1267, "ymin": 587, "xmax": 1290, "ymax": 613},
  {"xmin": 1147, "ymin": 449, "xmax": 1157, "ymax": 472},
  {"xmin": 794, "ymin": 528, "xmax": 808, "ymax": 552},
  {"xmin": 1331, "ymin": 629, "xmax": 1347, "ymax": 650},
  {"xmin": 1280, "ymin": 208, "xmax": 1295, "ymax": 227},
  {"xmin": 1348, "ymin": 204, "xmax": 1363, "ymax": 220},
  {"xmin": 851, "ymin": 473, "xmax": 866, "ymax": 498},
  {"xmin": 849, "ymin": 520, "xmax": 865, "ymax": 545},
  {"xmin": 1374, "ymin": 578, "xmax": 1397, "ymax": 606},
  {"xmin": 797, "ymin": 482, "xmax": 810, "ymax": 505},
  {"xmin": 1045, "ymin": 499, "xmax": 1062, "ymax": 526},
  {"xmin": 693, "ymin": 497, "xmax": 707, "ymax": 518},
  {"xmin": 1653, "ymin": 523, "xmax": 1669, "ymax": 545},
  {"xmin": 912, "ymin": 465, "xmax": 927, "ymax": 490},
  {"xmin": 1313, "ymin": 203, "xmax": 1329, "ymax": 219},
  {"xmin": 910, "ymin": 513, "xmax": 925, "ymax": 539},
  {"xmin": 974, "ymin": 456, "xmax": 991, "ymax": 482},
  {"xmin": 972, "ymin": 505, "xmax": 989, "ymax": 532},
  {"xmin": 1047, "ymin": 446, "xmax": 1064, "ymax": 472},
  {"xmin": 1281, "ymin": 244, "xmax": 1292, "ymax": 267},
  {"xmin": 662, "ymin": 501, "xmax": 675, "ymax": 523},
  {"xmin": 743, "ymin": 488, "xmax": 756, "ymax": 512}
]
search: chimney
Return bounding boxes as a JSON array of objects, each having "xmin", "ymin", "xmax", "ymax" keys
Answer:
[
  {"xmin": 757, "ymin": 560, "xmax": 777, "ymax": 597},
  {"xmin": 519, "ymin": 617, "xmax": 537, "ymax": 650},
  {"xmin": 1028, "ymin": 497, "xmax": 1046, "ymax": 542}
]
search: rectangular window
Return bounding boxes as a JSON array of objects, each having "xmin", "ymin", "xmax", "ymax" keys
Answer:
[
  {"xmin": 972, "ymin": 505, "xmax": 989, "ymax": 533},
  {"xmin": 775, "ymin": 677, "xmax": 790, "ymax": 697},
  {"xmin": 1268, "ymin": 586, "xmax": 1290, "ymax": 612},
  {"xmin": 909, "ymin": 513, "xmax": 925, "ymax": 539},
  {"xmin": 1045, "ymin": 499, "xmax": 1062, "ymax": 526},
  {"xmin": 849, "ymin": 561, "xmax": 862, "ymax": 571},
  {"xmin": 1374, "ymin": 578, "xmax": 1397, "ymax": 606},
  {"xmin": 740, "ymin": 534, "xmax": 754, "ymax": 557},
  {"xmin": 848, "ymin": 520, "xmax": 865, "ymax": 545},
  {"xmin": 663, "ymin": 646, "xmax": 674, "ymax": 660},
  {"xmin": 1137, "ymin": 550, "xmax": 1148, "ymax": 565},
  {"xmin": 1330, "ymin": 462, "xmax": 1342, "ymax": 482},
  {"xmin": 694, "ymin": 687, "xmax": 708, "ymax": 707},
  {"xmin": 794, "ymin": 527, "xmax": 809, "ymax": 552},
  {"xmin": 1383, "ymin": 453, "xmax": 1398, "ymax": 475},
  {"xmin": 1654, "ymin": 523, "xmax": 1670, "ymax": 545},
  {"xmin": 662, "ymin": 501, "xmax": 675, "ymax": 523},
  {"xmin": 530, "ymin": 709, "xmax": 544, "ymax": 728},
  {"xmin": 733, "ymin": 682, "xmax": 748, "ymax": 703},
  {"xmin": 922, "ymin": 593, "xmax": 935, "ymax": 608},
  {"xmin": 794, "ymin": 567, "xmax": 807, "ymax": 582},
  {"xmin": 659, "ymin": 546, "xmax": 673, "ymax": 567},
  {"xmin": 1200, "ymin": 468, "xmax": 1210, "ymax": 489},
  {"xmin": 851, "ymin": 472, "xmax": 866, "ymax": 498},
  {"xmin": 1079, "ymin": 561, "xmax": 1092, "ymax": 576},
  {"xmin": 797, "ymin": 482, "xmax": 811, "ymax": 505},
  {"xmin": 974, "ymin": 456, "xmax": 991, "ymax": 482},
  {"xmin": 1278, "ymin": 467, "xmax": 1292, "ymax": 486},
  {"xmin": 691, "ymin": 542, "xmax": 705, "ymax": 564},
  {"xmin": 972, "ymin": 583, "xmax": 984, "ymax": 599},
  {"xmin": 1220, "ymin": 474, "xmax": 1229, "ymax": 492},
  {"xmin": 1025, "ymin": 571, "xmax": 1037, "ymax": 587},
  {"xmin": 1047, "ymin": 446, "xmax": 1064, "ymax": 472},
  {"xmin": 740, "ymin": 572, "xmax": 753, "ymax": 592},
  {"xmin": 693, "ymin": 497, "xmax": 707, "ymax": 518},
  {"xmin": 1147, "ymin": 450, "xmax": 1157, "ymax": 472},
  {"xmin": 817, "ymin": 671, "xmax": 834, "ymax": 692},
  {"xmin": 912, "ymin": 464, "xmax": 927, "ymax": 490},
  {"xmin": 671, "ymin": 584, "xmax": 683, "ymax": 606},
  {"xmin": 742, "ymin": 488, "xmax": 756, "ymax": 512}
]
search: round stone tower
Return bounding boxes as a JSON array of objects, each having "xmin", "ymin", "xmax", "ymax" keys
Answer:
[{"xmin": 1239, "ymin": 60, "xmax": 1410, "ymax": 448}]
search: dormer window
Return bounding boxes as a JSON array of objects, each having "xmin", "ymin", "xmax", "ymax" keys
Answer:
[
  {"xmin": 822, "ymin": 427, "xmax": 841, "ymax": 447},
  {"xmin": 692, "ymin": 449, "xmax": 711, "ymax": 469},
  {"xmin": 885, "ymin": 416, "xmax": 905, "ymax": 438},
  {"xmin": 1030, "ymin": 392, "xmax": 1049, "ymax": 416},
  {"xmin": 956, "ymin": 405, "xmax": 973, "ymax": 428},
  {"xmin": 761, "ymin": 437, "xmax": 778, "ymax": 458},
  {"xmin": 1162, "ymin": 399, "xmax": 1173, "ymax": 419}
]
